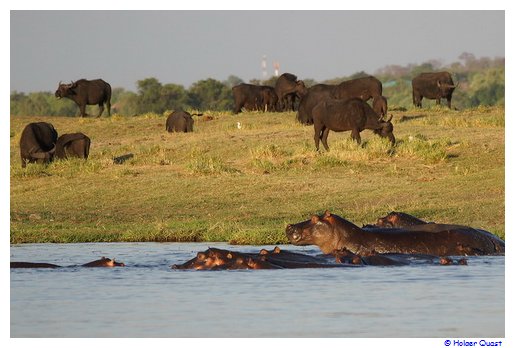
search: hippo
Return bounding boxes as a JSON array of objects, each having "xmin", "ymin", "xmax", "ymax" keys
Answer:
[
  {"xmin": 370, "ymin": 212, "xmax": 505, "ymax": 253},
  {"xmin": 286, "ymin": 211, "xmax": 505, "ymax": 256},
  {"xmin": 171, "ymin": 248, "xmax": 281, "ymax": 270},
  {"xmin": 10, "ymin": 257, "xmax": 125, "ymax": 268},
  {"xmin": 439, "ymin": 257, "xmax": 468, "ymax": 266},
  {"xmin": 333, "ymin": 248, "xmax": 410, "ymax": 266},
  {"xmin": 81, "ymin": 257, "xmax": 125, "ymax": 267},
  {"xmin": 171, "ymin": 247, "xmax": 358, "ymax": 270},
  {"xmin": 374, "ymin": 211, "xmax": 429, "ymax": 228},
  {"xmin": 10, "ymin": 262, "xmax": 61, "ymax": 268}
]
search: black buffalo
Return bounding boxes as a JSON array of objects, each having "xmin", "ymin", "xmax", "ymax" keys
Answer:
[
  {"xmin": 372, "ymin": 95, "xmax": 388, "ymax": 117},
  {"xmin": 166, "ymin": 110, "xmax": 197, "ymax": 133},
  {"xmin": 312, "ymin": 98, "xmax": 395, "ymax": 151},
  {"xmin": 297, "ymin": 76, "xmax": 383, "ymax": 125},
  {"xmin": 55, "ymin": 133, "xmax": 91, "ymax": 159},
  {"xmin": 19, "ymin": 122, "xmax": 58, "ymax": 168},
  {"xmin": 332, "ymin": 76, "xmax": 383, "ymax": 101},
  {"xmin": 55, "ymin": 79, "xmax": 112, "ymax": 117},
  {"xmin": 412, "ymin": 72, "xmax": 459, "ymax": 108},
  {"xmin": 232, "ymin": 83, "xmax": 278, "ymax": 113},
  {"xmin": 259, "ymin": 86, "xmax": 279, "ymax": 112},
  {"xmin": 274, "ymin": 73, "xmax": 308, "ymax": 111}
]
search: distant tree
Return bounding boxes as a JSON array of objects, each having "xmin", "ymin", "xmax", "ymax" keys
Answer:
[
  {"xmin": 409, "ymin": 62, "xmax": 435, "ymax": 78},
  {"xmin": 225, "ymin": 75, "xmax": 245, "ymax": 88},
  {"xmin": 261, "ymin": 76, "xmax": 279, "ymax": 87},
  {"xmin": 188, "ymin": 78, "xmax": 232, "ymax": 111}
]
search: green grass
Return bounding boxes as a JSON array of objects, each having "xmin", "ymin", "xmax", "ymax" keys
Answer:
[{"xmin": 10, "ymin": 105, "xmax": 505, "ymax": 243}]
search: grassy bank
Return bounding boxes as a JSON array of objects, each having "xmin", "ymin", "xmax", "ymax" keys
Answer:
[{"xmin": 10, "ymin": 106, "xmax": 505, "ymax": 244}]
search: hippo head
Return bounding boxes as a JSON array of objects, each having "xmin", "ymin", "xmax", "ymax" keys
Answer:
[
  {"xmin": 376, "ymin": 212, "xmax": 399, "ymax": 227},
  {"xmin": 286, "ymin": 211, "xmax": 342, "ymax": 254}
]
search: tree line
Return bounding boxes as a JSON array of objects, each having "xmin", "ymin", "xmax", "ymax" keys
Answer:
[{"xmin": 10, "ymin": 53, "xmax": 504, "ymax": 117}]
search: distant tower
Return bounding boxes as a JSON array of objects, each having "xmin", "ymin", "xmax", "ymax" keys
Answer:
[
  {"xmin": 273, "ymin": 62, "xmax": 280, "ymax": 77},
  {"xmin": 262, "ymin": 55, "xmax": 268, "ymax": 79}
]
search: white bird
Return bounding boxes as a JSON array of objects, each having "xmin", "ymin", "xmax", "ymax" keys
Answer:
[{"xmin": 237, "ymin": 122, "xmax": 242, "ymax": 129}]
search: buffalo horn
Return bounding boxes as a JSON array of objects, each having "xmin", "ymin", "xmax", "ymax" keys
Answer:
[{"xmin": 386, "ymin": 114, "xmax": 393, "ymax": 122}]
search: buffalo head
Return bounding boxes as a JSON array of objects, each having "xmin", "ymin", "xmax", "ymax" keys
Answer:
[
  {"xmin": 55, "ymin": 81, "xmax": 76, "ymax": 99},
  {"xmin": 295, "ymin": 81, "xmax": 308, "ymax": 97},
  {"xmin": 437, "ymin": 80, "xmax": 459, "ymax": 95},
  {"xmin": 374, "ymin": 114, "xmax": 395, "ymax": 145}
]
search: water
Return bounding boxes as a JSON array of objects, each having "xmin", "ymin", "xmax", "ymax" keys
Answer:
[{"xmin": 10, "ymin": 242, "xmax": 505, "ymax": 338}]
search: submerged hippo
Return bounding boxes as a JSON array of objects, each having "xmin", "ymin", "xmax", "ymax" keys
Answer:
[
  {"xmin": 172, "ymin": 246, "xmax": 357, "ymax": 270},
  {"xmin": 10, "ymin": 257, "xmax": 125, "ymax": 268},
  {"xmin": 286, "ymin": 211, "xmax": 505, "ymax": 256},
  {"xmin": 375, "ymin": 211, "xmax": 429, "ymax": 228}
]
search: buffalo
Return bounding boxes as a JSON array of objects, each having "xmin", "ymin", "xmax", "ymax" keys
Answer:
[
  {"xmin": 332, "ymin": 76, "xmax": 383, "ymax": 101},
  {"xmin": 274, "ymin": 73, "xmax": 308, "ymax": 111},
  {"xmin": 55, "ymin": 133, "xmax": 91, "ymax": 160},
  {"xmin": 258, "ymin": 86, "xmax": 279, "ymax": 112},
  {"xmin": 372, "ymin": 95, "xmax": 388, "ymax": 117},
  {"xmin": 166, "ymin": 110, "xmax": 196, "ymax": 133},
  {"xmin": 55, "ymin": 79, "xmax": 112, "ymax": 117},
  {"xmin": 412, "ymin": 72, "xmax": 458, "ymax": 108},
  {"xmin": 312, "ymin": 98, "xmax": 395, "ymax": 151},
  {"xmin": 232, "ymin": 83, "xmax": 278, "ymax": 113},
  {"xmin": 19, "ymin": 122, "xmax": 58, "ymax": 168},
  {"xmin": 297, "ymin": 76, "xmax": 383, "ymax": 125}
]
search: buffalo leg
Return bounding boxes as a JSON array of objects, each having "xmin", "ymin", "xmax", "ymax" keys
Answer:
[
  {"xmin": 79, "ymin": 104, "xmax": 87, "ymax": 117},
  {"xmin": 446, "ymin": 96, "xmax": 452, "ymax": 109},
  {"xmin": 351, "ymin": 129, "xmax": 361, "ymax": 144},
  {"xmin": 106, "ymin": 100, "xmax": 111, "ymax": 116},
  {"xmin": 314, "ymin": 125, "xmax": 323, "ymax": 151},
  {"xmin": 98, "ymin": 103, "xmax": 104, "ymax": 117},
  {"xmin": 321, "ymin": 128, "xmax": 330, "ymax": 151},
  {"xmin": 436, "ymin": 98, "xmax": 441, "ymax": 106},
  {"xmin": 413, "ymin": 91, "xmax": 421, "ymax": 108}
]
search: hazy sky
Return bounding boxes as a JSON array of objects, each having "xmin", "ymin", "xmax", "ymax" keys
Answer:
[{"xmin": 10, "ymin": 10, "xmax": 505, "ymax": 93}]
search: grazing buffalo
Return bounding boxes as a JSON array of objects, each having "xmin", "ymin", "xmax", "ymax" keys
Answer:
[
  {"xmin": 55, "ymin": 133, "xmax": 91, "ymax": 160},
  {"xmin": 166, "ymin": 110, "xmax": 195, "ymax": 133},
  {"xmin": 274, "ymin": 73, "xmax": 308, "ymax": 111},
  {"xmin": 372, "ymin": 95, "xmax": 388, "ymax": 117},
  {"xmin": 412, "ymin": 72, "xmax": 458, "ymax": 108},
  {"xmin": 286, "ymin": 211, "xmax": 505, "ymax": 256},
  {"xmin": 55, "ymin": 79, "xmax": 112, "ymax": 117},
  {"xmin": 312, "ymin": 98, "xmax": 395, "ymax": 151},
  {"xmin": 19, "ymin": 122, "xmax": 58, "ymax": 168},
  {"xmin": 297, "ymin": 76, "xmax": 383, "ymax": 125}
]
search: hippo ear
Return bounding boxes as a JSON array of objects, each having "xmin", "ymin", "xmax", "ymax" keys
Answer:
[
  {"xmin": 323, "ymin": 210, "xmax": 331, "ymax": 218},
  {"xmin": 311, "ymin": 215, "xmax": 320, "ymax": 224},
  {"xmin": 273, "ymin": 246, "xmax": 281, "ymax": 253}
]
